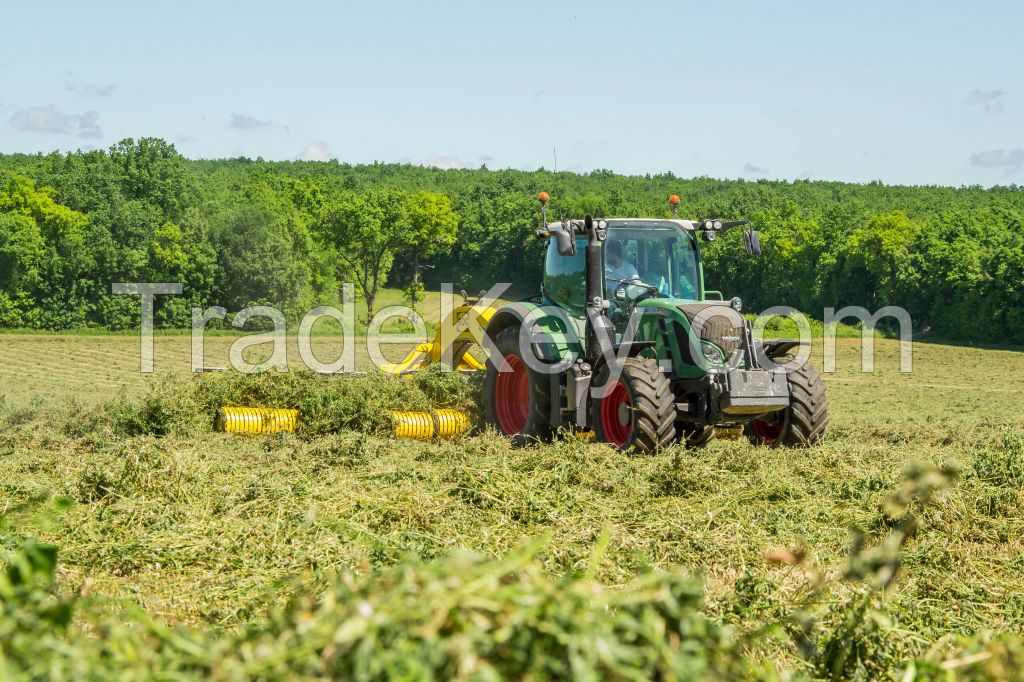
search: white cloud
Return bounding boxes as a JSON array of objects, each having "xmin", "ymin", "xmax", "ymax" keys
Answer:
[
  {"xmin": 743, "ymin": 163, "xmax": 768, "ymax": 175},
  {"xmin": 10, "ymin": 105, "xmax": 71, "ymax": 133},
  {"xmin": 296, "ymin": 142, "xmax": 332, "ymax": 162},
  {"xmin": 76, "ymin": 111, "xmax": 102, "ymax": 138},
  {"xmin": 966, "ymin": 88, "xmax": 1006, "ymax": 113},
  {"xmin": 969, "ymin": 148, "xmax": 1024, "ymax": 171},
  {"xmin": 419, "ymin": 154, "xmax": 470, "ymax": 170},
  {"xmin": 9, "ymin": 105, "xmax": 102, "ymax": 138},
  {"xmin": 65, "ymin": 72, "xmax": 117, "ymax": 97},
  {"xmin": 229, "ymin": 112, "xmax": 272, "ymax": 129}
]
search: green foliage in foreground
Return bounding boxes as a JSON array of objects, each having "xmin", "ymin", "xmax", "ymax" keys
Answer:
[{"xmin": 0, "ymin": 523, "xmax": 748, "ymax": 680}]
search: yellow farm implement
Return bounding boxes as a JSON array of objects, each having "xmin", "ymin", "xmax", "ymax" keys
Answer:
[
  {"xmin": 215, "ymin": 297, "xmax": 493, "ymax": 438},
  {"xmin": 216, "ymin": 407, "xmax": 299, "ymax": 434},
  {"xmin": 378, "ymin": 300, "xmax": 495, "ymax": 375}
]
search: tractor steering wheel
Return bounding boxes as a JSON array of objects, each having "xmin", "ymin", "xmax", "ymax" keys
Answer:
[
  {"xmin": 633, "ymin": 288, "xmax": 659, "ymax": 304},
  {"xmin": 614, "ymin": 278, "xmax": 664, "ymax": 304}
]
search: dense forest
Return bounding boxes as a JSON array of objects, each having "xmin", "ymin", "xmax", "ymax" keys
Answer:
[{"xmin": 1, "ymin": 138, "xmax": 1022, "ymax": 343}]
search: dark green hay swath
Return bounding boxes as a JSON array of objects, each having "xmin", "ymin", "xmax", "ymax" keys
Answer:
[{"xmin": 107, "ymin": 365, "xmax": 480, "ymax": 438}]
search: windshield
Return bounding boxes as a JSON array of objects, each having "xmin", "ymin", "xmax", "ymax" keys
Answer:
[{"xmin": 604, "ymin": 223, "xmax": 700, "ymax": 300}]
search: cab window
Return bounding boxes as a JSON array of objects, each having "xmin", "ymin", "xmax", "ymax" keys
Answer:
[
  {"xmin": 673, "ymin": 235, "xmax": 700, "ymax": 299},
  {"xmin": 544, "ymin": 237, "xmax": 587, "ymax": 313}
]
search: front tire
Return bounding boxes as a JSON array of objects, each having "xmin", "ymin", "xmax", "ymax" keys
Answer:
[
  {"xmin": 593, "ymin": 357, "xmax": 675, "ymax": 453},
  {"xmin": 483, "ymin": 326, "xmax": 552, "ymax": 445},
  {"xmin": 745, "ymin": 356, "xmax": 828, "ymax": 447}
]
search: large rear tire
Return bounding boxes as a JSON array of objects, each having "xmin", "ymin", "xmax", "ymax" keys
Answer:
[
  {"xmin": 483, "ymin": 326, "xmax": 552, "ymax": 445},
  {"xmin": 745, "ymin": 356, "xmax": 828, "ymax": 447},
  {"xmin": 592, "ymin": 357, "xmax": 675, "ymax": 453}
]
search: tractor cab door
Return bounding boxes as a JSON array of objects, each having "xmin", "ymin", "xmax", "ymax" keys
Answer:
[
  {"xmin": 604, "ymin": 235, "xmax": 673, "ymax": 334},
  {"xmin": 673, "ymin": 236, "xmax": 700, "ymax": 300},
  {"xmin": 639, "ymin": 239, "xmax": 671, "ymax": 294},
  {"xmin": 542, "ymin": 236, "xmax": 587, "ymax": 317}
]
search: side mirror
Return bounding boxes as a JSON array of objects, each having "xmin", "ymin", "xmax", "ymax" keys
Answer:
[
  {"xmin": 554, "ymin": 229, "xmax": 577, "ymax": 256},
  {"xmin": 743, "ymin": 229, "xmax": 761, "ymax": 257}
]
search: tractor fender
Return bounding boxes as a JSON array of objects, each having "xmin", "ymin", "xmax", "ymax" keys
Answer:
[
  {"xmin": 751, "ymin": 338, "xmax": 809, "ymax": 370},
  {"xmin": 762, "ymin": 338, "xmax": 807, "ymax": 358},
  {"xmin": 484, "ymin": 303, "xmax": 536, "ymax": 345},
  {"xmin": 484, "ymin": 302, "xmax": 582, "ymax": 365}
]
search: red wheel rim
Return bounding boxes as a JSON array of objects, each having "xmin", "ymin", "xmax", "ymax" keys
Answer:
[
  {"xmin": 752, "ymin": 418, "xmax": 784, "ymax": 444},
  {"xmin": 495, "ymin": 354, "xmax": 529, "ymax": 434},
  {"xmin": 599, "ymin": 381, "xmax": 633, "ymax": 447}
]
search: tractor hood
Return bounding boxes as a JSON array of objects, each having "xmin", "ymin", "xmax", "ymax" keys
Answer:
[{"xmin": 675, "ymin": 303, "xmax": 746, "ymax": 356}]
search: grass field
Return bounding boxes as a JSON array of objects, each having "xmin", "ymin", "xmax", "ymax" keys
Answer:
[
  {"xmin": 0, "ymin": 287, "xmax": 506, "ymax": 406},
  {"xmin": 0, "ymin": 333, "xmax": 425, "ymax": 406},
  {"xmin": 2, "ymin": 333, "xmax": 1024, "ymax": 678}
]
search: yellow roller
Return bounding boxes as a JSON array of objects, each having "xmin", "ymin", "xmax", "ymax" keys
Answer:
[
  {"xmin": 391, "ymin": 409, "xmax": 471, "ymax": 440},
  {"xmin": 434, "ymin": 409, "xmax": 470, "ymax": 438},
  {"xmin": 391, "ymin": 410, "xmax": 435, "ymax": 440},
  {"xmin": 215, "ymin": 406, "xmax": 471, "ymax": 439},
  {"xmin": 216, "ymin": 407, "xmax": 299, "ymax": 434}
]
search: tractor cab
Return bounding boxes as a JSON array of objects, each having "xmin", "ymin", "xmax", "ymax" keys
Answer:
[
  {"xmin": 542, "ymin": 219, "xmax": 702, "ymax": 318},
  {"xmin": 601, "ymin": 220, "xmax": 702, "ymax": 303}
]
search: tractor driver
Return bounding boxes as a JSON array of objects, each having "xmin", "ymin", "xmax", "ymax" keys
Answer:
[{"xmin": 604, "ymin": 240, "xmax": 639, "ymax": 294}]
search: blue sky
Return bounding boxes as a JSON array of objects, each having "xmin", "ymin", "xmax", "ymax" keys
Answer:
[{"xmin": 1, "ymin": 0, "xmax": 1021, "ymax": 186}]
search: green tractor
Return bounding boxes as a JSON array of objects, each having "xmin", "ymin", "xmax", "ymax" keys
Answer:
[{"xmin": 481, "ymin": 194, "xmax": 828, "ymax": 452}]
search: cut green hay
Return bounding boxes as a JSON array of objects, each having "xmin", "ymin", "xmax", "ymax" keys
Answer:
[
  {"xmin": 4, "ymin": 454, "xmax": 1024, "ymax": 680},
  {"xmin": 2, "ymin": 339, "xmax": 1024, "ymax": 678}
]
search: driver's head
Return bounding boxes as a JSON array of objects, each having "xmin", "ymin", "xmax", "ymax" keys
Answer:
[{"xmin": 606, "ymin": 240, "xmax": 623, "ymax": 267}]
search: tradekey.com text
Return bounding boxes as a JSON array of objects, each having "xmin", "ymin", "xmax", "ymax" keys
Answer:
[{"xmin": 112, "ymin": 282, "xmax": 913, "ymax": 376}]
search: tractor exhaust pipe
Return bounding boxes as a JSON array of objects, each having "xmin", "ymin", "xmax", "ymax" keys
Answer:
[
  {"xmin": 583, "ymin": 215, "xmax": 614, "ymax": 363},
  {"xmin": 534, "ymin": 200, "xmax": 612, "ymax": 365}
]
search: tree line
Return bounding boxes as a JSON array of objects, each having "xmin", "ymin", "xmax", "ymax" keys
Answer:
[{"xmin": 1, "ymin": 138, "xmax": 1022, "ymax": 343}]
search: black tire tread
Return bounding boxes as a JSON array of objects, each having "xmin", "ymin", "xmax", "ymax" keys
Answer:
[
  {"xmin": 483, "ymin": 326, "xmax": 553, "ymax": 445},
  {"xmin": 745, "ymin": 356, "xmax": 829, "ymax": 447},
  {"xmin": 594, "ymin": 357, "xmax": 675, "ymax": 453}
]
